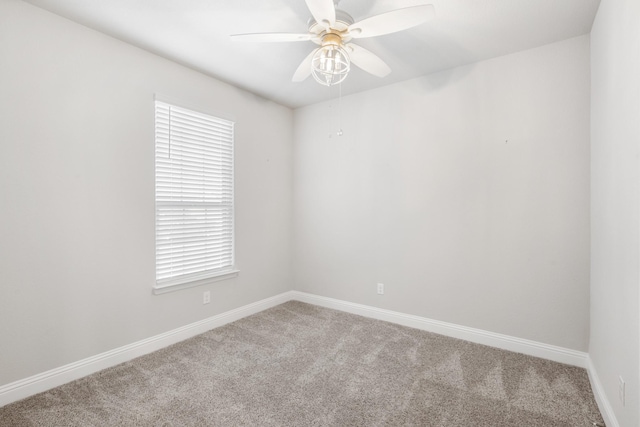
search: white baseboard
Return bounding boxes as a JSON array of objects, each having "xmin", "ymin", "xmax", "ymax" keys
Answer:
[
  {"xmin": 586, "ymin": 357, "xmax": 620, "ymax": 427},
  {"xmin": 0, "ymin": 291, "xmax": 293, "ymax": 408},
  {"xmin": 299, "ymin": 292, "xmax": 616, "ymax": 426},
  {"xmin": 1, "ymin": 289, "xmax": 608, "ymax": 420},
  {"xmin": 290, "ymin": 291, "xmax": 589, "ymax": 368}
]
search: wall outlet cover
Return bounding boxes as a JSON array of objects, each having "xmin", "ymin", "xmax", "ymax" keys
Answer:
[{"xmin": 618, "ymin": 376, "xmax": 625, "ymax": 406}]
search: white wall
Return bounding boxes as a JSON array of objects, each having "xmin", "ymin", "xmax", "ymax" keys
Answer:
[
  {"xmin": 590, "ymin": 0, "xmax": 640, "ymax": 424},
  {"xmin": 293, "ymin": 36, "xmax": 591, "ymax": 351},
  {"xmin": 0, "ymin": 0, "xmax": 293, "ymax": 386}
]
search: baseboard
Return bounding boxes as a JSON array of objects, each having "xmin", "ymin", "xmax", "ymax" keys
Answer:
[
  {"xmin": 291, "ymin": 292, "xmax": 623, "ymax": 423},
  {"xmin": 586, "ymin": 357, "xmax": 620, "ymax": 427},
  {"xmin": 0, "ymin": 291, "xmax": 294, "ymax": 408},
  {"xmin": 290, "ymin": 291, "xmax": 589, "ymax": 368},
  {"xmin": 0, "ymin": 289, "xmax": 595, "ymax": 410}
]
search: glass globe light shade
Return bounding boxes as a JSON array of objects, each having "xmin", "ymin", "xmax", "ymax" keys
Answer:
[{"xmin": 311, "ymin": 44, "xmax": 350, "ymax": 86}]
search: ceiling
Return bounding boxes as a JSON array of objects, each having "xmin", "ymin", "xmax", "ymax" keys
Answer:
[{"xmin": 24, "ymin": 0, "xmax": 601, "ymax": 109}]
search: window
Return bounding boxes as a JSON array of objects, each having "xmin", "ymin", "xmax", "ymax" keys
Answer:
[{"xmin": 154, "ymin": 100, "xmax": 237, "ymax": 294}]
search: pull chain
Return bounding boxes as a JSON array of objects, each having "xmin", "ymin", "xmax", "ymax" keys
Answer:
[
  {"xmin": 337, "ymin": 82, "xmax": 343, "ymax": 137},
  {"xmin": 327, "ymin": 83, "xmax": 344, "ymax": 139}
]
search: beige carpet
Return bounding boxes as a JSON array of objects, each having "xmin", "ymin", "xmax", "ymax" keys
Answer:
[{"xmin": 1, "ymin": 301, "xmax": 604, "ymax": 426}]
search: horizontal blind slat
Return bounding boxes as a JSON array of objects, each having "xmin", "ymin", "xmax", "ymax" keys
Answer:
[{"xmin": 155, "ymin": 100, "xmax": 234, "ymax": 284}]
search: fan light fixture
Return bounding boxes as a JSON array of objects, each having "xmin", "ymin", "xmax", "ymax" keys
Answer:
[
  {"xmin": 311, "ymin": 34, "xmax": 350, "ymax": 86},
  {"xmin": 231, "ymin": 0, "xmax": 436, "ymax": 87}
]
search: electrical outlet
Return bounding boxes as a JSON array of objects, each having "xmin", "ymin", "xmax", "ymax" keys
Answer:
[
  {"xmin": 377, "ymin": 283, "xmax": 384, "ymax": 295},
  {"xmin": 619, "ymin": 376, "xmax": 625, "ymax": 406},
  {"xmin": 203, "ymin": 291, "xmax": 211, "ymax": 305}
]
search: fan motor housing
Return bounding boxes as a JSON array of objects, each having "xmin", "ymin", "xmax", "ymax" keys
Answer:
[{"xmin": 308, "ymin": 9, "xmax": 354, "ymax": 38}]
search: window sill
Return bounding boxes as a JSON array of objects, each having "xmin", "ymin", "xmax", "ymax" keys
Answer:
[{"xmin": 153, "ymin": 270, "xmax": 240, "ymax": 295}]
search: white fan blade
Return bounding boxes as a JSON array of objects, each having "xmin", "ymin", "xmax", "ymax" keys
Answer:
[
  {"xmin": 348, "ymin": 5, "xmax": 435, "ymax": 39},
  {"xmin": 346, "ymin": 44, "xmax": 391, "ymax": 78},
  {"xmin": 231, "ymin": 32, "xmax": 312, "ymax": 42},
  {"xmin": 292, "ymin": 49, "xmax": 318, "ymax": 82},
  {"xmin": 305, "ymin": 0, "xmax": 335, "ymax": 29}
]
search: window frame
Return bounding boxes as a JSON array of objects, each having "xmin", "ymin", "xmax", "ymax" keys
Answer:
[{"xmin": 153, "ymin": 97, "xmax": 238, "ymax": 295}]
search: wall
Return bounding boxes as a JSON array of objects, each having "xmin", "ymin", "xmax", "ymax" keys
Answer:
[
  {"xmin": 590, "ymin": 0, "xmax": 640, "ymax": 424},
  {"xmin": 293, "ymin": 35, "xmax": 591, "ymax": 351},
  {"xmin": 0, "ymin": 0, "xmax": 293, "ymax": 386}
]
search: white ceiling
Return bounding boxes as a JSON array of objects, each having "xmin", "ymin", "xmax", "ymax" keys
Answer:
[{"xmin": 24, "ymin": 0, "xmax": 601, "ymax": 109}]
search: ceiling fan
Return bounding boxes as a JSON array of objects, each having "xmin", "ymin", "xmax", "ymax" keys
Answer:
[{"xmin": 231, "ymin": 0, "xmax": 435, "ymax": 86}]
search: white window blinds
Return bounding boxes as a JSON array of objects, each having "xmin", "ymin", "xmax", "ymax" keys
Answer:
[{"xmin": 155, "ymin": 100, "xmax": 235, "ymax": 290}]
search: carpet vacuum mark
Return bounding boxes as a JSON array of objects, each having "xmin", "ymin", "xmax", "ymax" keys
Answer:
[{"xmin": 0, "ymin": 301, "xmax": 605, "ymax": 426}]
